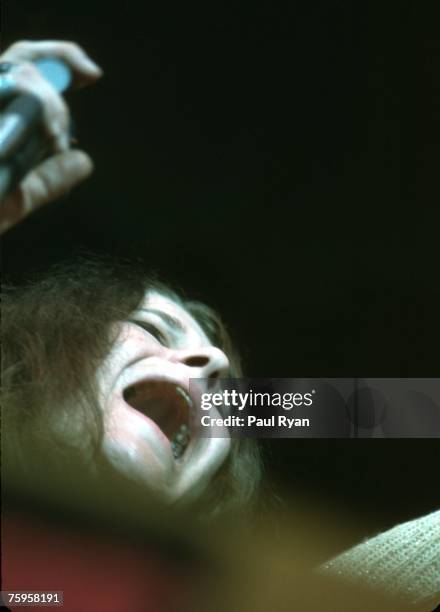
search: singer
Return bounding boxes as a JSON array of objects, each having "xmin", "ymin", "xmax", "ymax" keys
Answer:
[
  {"xmin": 1, "ymin": 39, "xmax": 439, "ymax": 607},
  {"xmin": 0, "ymin": 39, "xmax": 261, "ymax": 511}
]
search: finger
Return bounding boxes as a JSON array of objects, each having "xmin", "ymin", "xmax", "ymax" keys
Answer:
[
  {"xmin": 0, "ymin": 150, "xmax": 93, "ymax": 234},
  {"xmin": 22, "ymin": 149, "xmax": 94, "ymax": 208},
  {"xmin": 7, "ymin": 62, "xmax": 71, "ymax": 152},
  {"xmin": 1, "ymin": 40, "xmax": 103, "ymax": 86}
]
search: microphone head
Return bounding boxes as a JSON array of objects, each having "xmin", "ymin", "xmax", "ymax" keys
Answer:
[{"xmin": 33, "ymin": 58, "xmax": 72, "ymax": 93}]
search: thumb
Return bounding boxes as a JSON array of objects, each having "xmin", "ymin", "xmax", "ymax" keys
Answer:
[
  {"xmin": 0, "ymin": 150, "xmax": 94, "ymax": 233},
  {"xmin": 22, "ymin": 149, "xmax": 94, "ymax": 209}
]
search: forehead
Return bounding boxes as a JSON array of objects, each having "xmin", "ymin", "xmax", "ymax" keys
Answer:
[{"xmin": 141, "ymin": 291, "xmax": 211, "ymax": 347}]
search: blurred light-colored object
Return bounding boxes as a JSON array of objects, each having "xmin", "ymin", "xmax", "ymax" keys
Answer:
[{"xmin": 323, "ymin": 509, "xmax": 440, "ymax": 604}]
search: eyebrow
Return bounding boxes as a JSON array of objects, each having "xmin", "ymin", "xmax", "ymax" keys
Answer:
[{"xmin": 136, "ymin": 308, "xmax": 185, "ymax": 332}]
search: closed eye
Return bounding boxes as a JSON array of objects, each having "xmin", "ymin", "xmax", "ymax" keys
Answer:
[{"xmin": 129, "ymin": 320, "xmax": 168, "ymax": 345}]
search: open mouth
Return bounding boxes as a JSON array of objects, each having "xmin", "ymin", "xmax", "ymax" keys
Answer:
[{"xmin": 123, "ymin": 380, "xmax": 193, "ymax": 460}]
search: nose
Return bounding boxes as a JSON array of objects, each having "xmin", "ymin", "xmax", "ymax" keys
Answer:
[{"xmin": 172, "ymin": 345, "xmax": 230, "ymax": 385}]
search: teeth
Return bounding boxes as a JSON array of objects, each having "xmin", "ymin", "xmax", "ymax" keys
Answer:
[
  {"xmin": 171, "ymin": 423, "xmax": 190, "ymax": 460},
  {"xmin": 172, "ymin": 388, "xmax": 192, "ymax": 460},
  {"xmin": 175, "ymin": 386, "xmax": 193, "ymax": 408}
]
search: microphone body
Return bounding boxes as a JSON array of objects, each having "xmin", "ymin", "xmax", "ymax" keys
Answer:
[{"xmin": 0, "ymin": 59, "xmax": 72, "ymax": 200}]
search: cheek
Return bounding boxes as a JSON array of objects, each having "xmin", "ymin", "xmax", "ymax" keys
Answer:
[
  {"xmin": 102, "ymin": 407, "xmax": 174, "ymax": 492},
  {"xmin": 96, "ymin": 326, "xmax": 159, "ymax": 393},
  {"xmin": 104, "ymin": 411, "xmax": 163, "ymax": 466},
  {"xmin": 115, "ymin": 325, "xmax": 165, "ymax": 358}
]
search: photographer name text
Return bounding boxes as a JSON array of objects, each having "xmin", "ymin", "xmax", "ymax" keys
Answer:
[{"xmin": 200, "ymin": 415, "xmax": 310, "ymax": 428}]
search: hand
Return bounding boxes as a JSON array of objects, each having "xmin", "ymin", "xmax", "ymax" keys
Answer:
[{"xmin": 0, "ymin": 40, "xmax": 103, "ymax": 234}]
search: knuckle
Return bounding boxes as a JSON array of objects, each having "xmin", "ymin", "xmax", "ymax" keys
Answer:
[
  {"xmin": 16, "ymin": 61, "xmax": 39, "ymax": 76},
  {"xmin": 11, "ymin": 63, "xmax": 42, "ymax": 88},
  {"xmin": 8, "ymin": 40, "xmax": 32, "ymax": 54}
]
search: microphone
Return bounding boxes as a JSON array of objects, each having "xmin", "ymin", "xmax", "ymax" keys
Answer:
[
  {"xmin": 33, "ymin": 58, "xmax": 72, "ymax": 93},
  {"xmin": 0, "ymin": 59, "xmax": 72, "ymax": 200}
]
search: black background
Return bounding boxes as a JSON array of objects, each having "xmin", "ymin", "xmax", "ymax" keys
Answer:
[{"xmin": 2, "ymin": 1, "xmax": 439, "ymax": 538}]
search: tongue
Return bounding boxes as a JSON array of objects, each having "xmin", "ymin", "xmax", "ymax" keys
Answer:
[{"xmin": 124, "ymin": 382, "xmax": 188, "ymax": 440}]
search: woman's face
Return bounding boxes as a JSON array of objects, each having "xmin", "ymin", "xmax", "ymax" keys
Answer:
[{"xmin": 95, "ymin": 291, "xmax": 231, "ymax": 502}]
